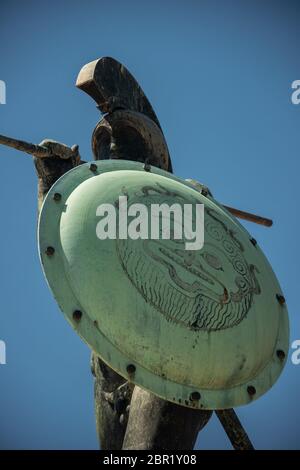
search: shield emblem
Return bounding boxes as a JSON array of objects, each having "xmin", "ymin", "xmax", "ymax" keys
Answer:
[{"xmin": 38, "ymin": 160, "xmax": 289, "ymax": 409}]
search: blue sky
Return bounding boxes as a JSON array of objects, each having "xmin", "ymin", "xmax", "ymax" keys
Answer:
[{"xmin": 0, "ymin": 0, "xmax": 299, "ymax": 449}]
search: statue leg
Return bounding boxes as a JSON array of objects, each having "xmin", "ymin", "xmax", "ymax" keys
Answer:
[
  {"xmin": 91, "ymin": 353, "xmax": 133, "ymax": 449},
  {"xmin": 122, "ymin": 386, "xmax": 212, "ymax": 450}
]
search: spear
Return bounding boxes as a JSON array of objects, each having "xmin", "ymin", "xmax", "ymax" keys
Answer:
[
  {"xmin": 0, "ymin": 133, "xmax": 80, "ymax": 160},
  {"xmin": 215, "ymin": 408, "xmax": 254, "ymax": 450},
  {"xmin": 0, "ymin": 133, "xmax": 272, "ymax": 227}
]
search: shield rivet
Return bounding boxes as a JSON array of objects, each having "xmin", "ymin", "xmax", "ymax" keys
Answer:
[
  {"xmin": 190, "ymin": 391, "xmax": 201, "ymax": 401},
  {"xmin": 276, "ymin": 294, "xmax": 285, "ymax": 305},
  {"xmin": 53, "ymin": 192, "xmax": 62, "ymax": 202},
  {"xmin": 45, "ymin": 246, "xmax": 55, "ymax": 256},
  {"xmin": 247, "ymin": 385, "xmax": 256, "ymax": 396},
  {"xmin": 276, "ymin": 350, "xmax": 286, "ymax": 361},
  {"xmin": 144, "ymin": 163, "xmax": 151, "ymax": 172},
  {"xmin": 89, "ymin": 163, "xmax": 98, "ymax": 173},
  {"xmin": 126, "ymin": 364, "xmax": 136, "ymax": 375},
  {"xmin": 73, "ymin": 310, "xmax": 82, "ymax": 322},
  {"xmin": 250, "ymin": 238, "xmax": 257, "ymax": 247}
]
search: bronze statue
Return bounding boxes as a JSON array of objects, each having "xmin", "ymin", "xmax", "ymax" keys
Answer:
[{"xmin": 0, "ymin": 57, "xmax": 256, "ymax": 450}]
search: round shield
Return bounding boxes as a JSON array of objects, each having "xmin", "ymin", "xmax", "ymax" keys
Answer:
[{"xmin": 38, "ymin": 160, "xmax": 289, "ymax": 409}]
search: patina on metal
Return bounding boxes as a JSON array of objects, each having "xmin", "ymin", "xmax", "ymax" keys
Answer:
[{"xmin": 38, "ymin": 159, "xmax": 289, "ymax": 410}]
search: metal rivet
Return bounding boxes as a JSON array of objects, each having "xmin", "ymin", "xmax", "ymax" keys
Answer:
[
  {"xmin": 276, "ymin": 294, "xmax": 286, "ymax": 305},
  {"xmin": 247, "ymin": 385, "xmax": 256, "ymax": 396},
  {"xmin": 126, "ymin": 364, "xmax": 136, "ymax": 375},
  {"xmin": 250, "ymin": 238, "xmax": 257, "ymax": 247},
  {"xmin": 53, "ymin": 192, "xmax": 62, "ymax": 202},
  {"xmin": 144, "ymin": 163, "xmax": 151, "ymax": 172},
  {"xmin": 45, "ymin": 246, "xmax": 55, "ymax": 256},
  {"xmin": 277, "ymin": 350, "xmax": 286, "ymax": 361},
  {"xmin": 73, "ymin": 310, "xmax": 82, "ymax": 322},
  {"xmin": 190, "ymin": 391, "xmax": 201, "ymax": 401},
  {"xmin": 89, "ymin": 163, "xmax": 98, "ymax": 173}
]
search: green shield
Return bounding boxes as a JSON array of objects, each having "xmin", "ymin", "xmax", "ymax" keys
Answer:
[{"xmin": 38, "ymin": 160, "xmax": 289, "ymax": 409}]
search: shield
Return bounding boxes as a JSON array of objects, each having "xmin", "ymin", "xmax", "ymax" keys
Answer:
[{"xmin": 38, "ymin": 160, "xmax": 289, "ymax": 409}]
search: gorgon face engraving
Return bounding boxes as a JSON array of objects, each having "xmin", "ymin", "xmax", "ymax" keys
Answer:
[{"xmin": 116, "ymin": 184, "xmax": 261, "ymax": 331}]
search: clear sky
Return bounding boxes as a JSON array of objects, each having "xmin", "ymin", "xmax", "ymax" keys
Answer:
[{"xmin": 0, "ymin": 0, "xmax": 299, "ymax": 449}]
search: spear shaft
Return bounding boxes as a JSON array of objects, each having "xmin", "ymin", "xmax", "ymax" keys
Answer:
[
  {"xmin": 223, "ymin": 205, "xmax": 273, "ymax": 227},
  {"xmin": 0, "ymin": 132, "xmax": 273, "ymax": 227},
  {"xmin": 0, "ymin": 133, "xmax": 51, "ymax": 158},
  {"xmin": 215, "ymin": 409, "xmax": 254, "ymax": 450}
]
